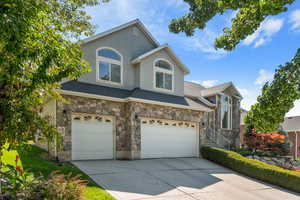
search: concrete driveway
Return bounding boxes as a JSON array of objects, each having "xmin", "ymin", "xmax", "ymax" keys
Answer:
[{"xmin": 73, "ymin": 158, "xmax": 300, "ymax": 200}]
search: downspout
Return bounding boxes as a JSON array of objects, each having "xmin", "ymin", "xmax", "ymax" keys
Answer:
[
  {"xmin": 54, "ymin": 99, "xmax": 59, "ymax": 163},
  {"xmin": 295, "ymin": 132, "xmax": 298, "ymax": 159}
]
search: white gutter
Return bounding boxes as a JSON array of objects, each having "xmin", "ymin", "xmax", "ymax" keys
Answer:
[{"xmin": 295, "ymin": 132, "xmax": 298, "ymax": 159}]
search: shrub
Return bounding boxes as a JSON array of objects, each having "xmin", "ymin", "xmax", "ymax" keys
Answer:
[
  {"xmin": 244, "ymin": 127, "xmax": 290, "ymax": 156},
  {"xmin": 0, "ymin": 155, "xmax": 87, "ymax": 200},
  {"xmin": 201, "ymin": 146, "xmax": 300, "ymax": 193},
  {"xmin": 44, "ymin": 171, "xmax": 87, "ymax": 200},
  {"xmin": 232, "ymin": 146, "xmax": 252, "ymax": 157}
]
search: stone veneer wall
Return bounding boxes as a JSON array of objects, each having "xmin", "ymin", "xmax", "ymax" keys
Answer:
[
  {"xmin": 55, "ymin": 94, "xmax": 205, "ymax": 161},
  {"xmin": 214, "ymin": 94, "xmax": 241, "ymax": 149},
  {"xmin": 127, "ymin": 101, "xmax": 205, "ymax": 159}
]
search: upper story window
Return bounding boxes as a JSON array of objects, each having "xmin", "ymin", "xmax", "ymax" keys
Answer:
[
  {"xmin": 220, "ymin": 95, "xmax": 232, "ymax": 129},
  {"xmin": 154, "ymin": 59, "xmax": 173, "ymax": 91},
  {"xmin": 96, "ymin": 48, "xmax": 122, "ymax": 84}
]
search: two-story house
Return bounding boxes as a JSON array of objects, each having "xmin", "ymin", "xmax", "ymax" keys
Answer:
[{"xmin": 41, "ymin": 19, "xmax": 242, "ymax": 161}]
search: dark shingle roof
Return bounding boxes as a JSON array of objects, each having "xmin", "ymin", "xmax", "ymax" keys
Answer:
[
  {"xmin": 184, "ymin": 81, "xmax": 242, "ymax": 98},
  {"xmin": 61, "ymin": 80, "xmax": 132, "ymax": 99},
  {"xmin": 184, "ymin": 81, "xmax": 205, "ymax": 97},
  {"xmin": 61, "ymin": 81, "xmax": 211, "ymax": 111},
  {"xmin": 130, "ymin": 88, "xmax": 189, "ymax": 105}
]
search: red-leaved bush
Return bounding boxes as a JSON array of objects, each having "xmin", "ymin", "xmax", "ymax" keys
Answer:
[{"xmin": 245, "ymin": 128, "xmax": 287, "ymax": 156}]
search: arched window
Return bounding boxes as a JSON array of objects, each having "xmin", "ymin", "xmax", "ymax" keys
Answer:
[
  {"xmin": 96, "ymin": 48, "xmax": 122, "ymax": 84},
  {"xmin": 154, "ymin": 59, "xmax": 173, "ymax": 91}
]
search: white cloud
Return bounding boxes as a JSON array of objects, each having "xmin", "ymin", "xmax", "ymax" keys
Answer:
[
  {"xmin": 239, "ymin": 88, "xmax": 259, "ymax": 110},
  {"xmin": 243, "ymin": 18, "xmax": 284, "ymax": 47},
  {"xmin": 190, "ymin": 80, "xmax": 201, "ymax": 84},
  {"xmin": 240, "ymin": 88, "xmax": 300, "ymax": 117},
  {"xmin": 182, "ymin": 29, "xmax": 227, "ymax": 59},
  {"xmin": 164, "ymin": 0, "xmax": 188, "ymax": 10},
  {"xmin": 255, "ymin": 69, "xmax": 274, "ymax": 85},
  {"xmin": 237, "ymin": 88, "xmax": 250, "ymax": 96},
  {"xmin": 286, "ymin": 100, "xmax": 300, "ymax": 117},
  {"xmin": 190, "ymin": 80, "xmax": 219, "ymax": 87},
  {"xmin": 85, "ymin": 0, "xmax": 227, "ymax": 60},
  {"xmin": 289, "ymin": 9, "xmax": 300, "ymax": 32},
  {"xmin": 201, "ymin": 80, "xmax": 219, "ymax": 87}
]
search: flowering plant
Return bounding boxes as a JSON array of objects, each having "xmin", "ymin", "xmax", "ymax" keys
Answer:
[
  {"xmin": 0, "ymin": 155, "xmax": 41, "ymax": 199},
  {"xmin": 1, "ymin": 155, "xmax": 87, "ymax": 200}
]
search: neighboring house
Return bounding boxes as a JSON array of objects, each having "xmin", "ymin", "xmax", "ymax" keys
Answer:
[
  {"xmin": 282, "ymin": 116, "xmax": 300, "ymax": 158},
  {"xmin": 41, "ymin": 19, "xmax": 242, "ymax": 161},
  {"xmin": 240, "ymin": 108, "xmax": 248, "ymax": 145}
]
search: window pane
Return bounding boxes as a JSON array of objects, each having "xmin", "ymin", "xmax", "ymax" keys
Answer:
[
  {"xmin": 164, "ymin": 73, "xmax": 172, "ymax": 90},
  {"xmin": 99, "ymin": 61, "xmax": 110, "ymax": 81},
  {"xmin": 222, "ymin": 108, "xmax": 228, "ymax": 129},
  {"xmin": 98, "ymin": 49, "xmax": 121, "ymax": 61},
  {"xmin": 228, "ymin": 106, "xmax": 232, "ymax": 129},
  {"xmin": 155, "ymin": 60, "xmax": 171, "ymax": 70},
  {"xmin": 156, "ymin": 72, "xmax": 164, "ymax": 89},
  {"xmin": 111, "ymin": 64, "xmax": 121, "ymax": 83}
]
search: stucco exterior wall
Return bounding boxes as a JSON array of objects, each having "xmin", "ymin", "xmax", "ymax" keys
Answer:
[
  {"xmin": 79, "ymin": 25, "xmax": 156, "ymax": 90},
  {"xmin": 37, "ymin": 99, "xmax": 57, "ymax": 155},
  {"xmin": 41, "ymin": 99, "xmax": 56, "ymax": 125},
  {"xmin": 139, "ymin": 49, "xmax": 185, "ymax": 96}
]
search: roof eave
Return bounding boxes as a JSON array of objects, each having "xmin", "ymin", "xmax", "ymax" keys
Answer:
[
  {"xmin": 131, "ymin": 45, "xmax": 190, "ymax": 75},
  {"xmin": 57, "ymin": 88, "xmax": 211, "ymax": 112}
]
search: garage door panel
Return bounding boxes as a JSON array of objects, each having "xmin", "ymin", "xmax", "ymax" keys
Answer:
[
  {"xmin": 141, "ymin": 119, "xmax": 198, "ymax": 159},
  {"xmin": 71, "ymin": 115, "xmax": 114, "ymax": 160}
]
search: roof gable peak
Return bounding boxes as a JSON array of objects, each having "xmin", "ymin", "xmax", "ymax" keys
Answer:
[{"xmin": 80, "ymin": 19, "xmax": 160, "ymax": 47}]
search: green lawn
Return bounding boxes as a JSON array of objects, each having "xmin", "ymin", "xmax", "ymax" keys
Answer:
[{"xmin": 1, "ymin": 144, "xmax": 115, "ymax": 200}]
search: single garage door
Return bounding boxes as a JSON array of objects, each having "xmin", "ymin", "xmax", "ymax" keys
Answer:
[
  {"xmin": 141, "ymin": 118, "xmax": 199, "ymax": 158},
  {"xmin": 71, "ymin": 114, "xmax": 114, "ymax": 160}
]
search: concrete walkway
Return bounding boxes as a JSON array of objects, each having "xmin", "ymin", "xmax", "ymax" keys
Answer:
[{"xmin": 73, "ymin": 158, "xmax": 300, "ymax": 200}]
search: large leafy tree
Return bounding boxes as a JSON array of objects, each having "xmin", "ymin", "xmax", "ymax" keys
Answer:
[
  {"xmin": 0, "ymin": 0, "xmax": 107, "ymax": 151},
  {"xmin": 169, "ymin": 0, "xmax": 294, "ymax": 50},
  {"xmin": 169, "ymin": 0, "xmax": 300, "ymax": 131},
  {"xmin": 245, "ymin": 50, "xmax": 300, "ymax": 131}
]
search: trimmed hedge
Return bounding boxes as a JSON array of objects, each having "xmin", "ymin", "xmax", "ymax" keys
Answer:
[{"xmin": 201, "ymin": 147, "xmax": 300, "ymax": 193}]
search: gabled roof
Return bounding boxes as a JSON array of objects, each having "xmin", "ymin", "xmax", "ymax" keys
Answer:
[
  {"xmin": 184, "ymin": 81, "xmax": 242, "ymax": 99},
  {"xmin": 184, "ymin": 81, "xmax": 205, "ymax": 97},
  {"xmin": 131, "ymin": 44, "xmax": 190, "ymax": 75},
  {"xmin": 282, "ymin": 116, "xmax": 300, "ymax": 132},
  {"xmin": 60, "ymin": 81, "xmax": 212, "ymax": 112},
  {"xmin": 80, "ymin": 19, "xmax": 159, "ymax": 47},
  {"xmin": 201, "ymin": 82, "xmax": 242, "ymax": 98}
]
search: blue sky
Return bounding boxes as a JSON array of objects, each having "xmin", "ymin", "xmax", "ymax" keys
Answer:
[{"xmin": 85, "ymin": 0, "xmax": 300, "ymax": 116}]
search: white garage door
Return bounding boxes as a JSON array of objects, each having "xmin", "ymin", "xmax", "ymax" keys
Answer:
[
  {"xmin": 71, "ymin": 114, "xmax": 114, "ymax": 160},
  {"xmin": 141, "ymin": 118, "xmax": 199, "ymax": 158}
]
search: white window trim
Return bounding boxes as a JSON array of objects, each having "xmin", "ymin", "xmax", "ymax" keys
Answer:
[
  {"xmin": 153, "ymin": 58, "xmax": 174, "ymax": 93},
  {"xmin": 220, "ymin": 94, "xmax": 232, "ymax": 130},
  {"xmin": 96, "ymin": 47, "xmax": 123, "ymax": 85}
]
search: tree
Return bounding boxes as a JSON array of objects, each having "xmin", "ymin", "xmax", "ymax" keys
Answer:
[
  {"xmin": 169, "ymin": 0, "xmax": 299, "ymax": 131},
  {"xmin": 245, "ymin": 50, "xmax": 300, "ymax": 132},
  {"xmin": 169, "ymin": 0, "xmax": 294, "ymax": 51},
  {"xmin": 0, "ymin": 0, "xmax": 108, "ymax": 152},
  {"xmin": 244, "ymin": 127, "xmax": 287, "ymax": 156}
]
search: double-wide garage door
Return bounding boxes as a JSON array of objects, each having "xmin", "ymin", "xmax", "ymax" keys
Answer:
[
  {"xmin": 71, "ymin": 114, "xmax": 114, "ymax": 160},
  {"xmin": 141, "ymin": 118, "xmax": 199, "ymax": 159}
]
